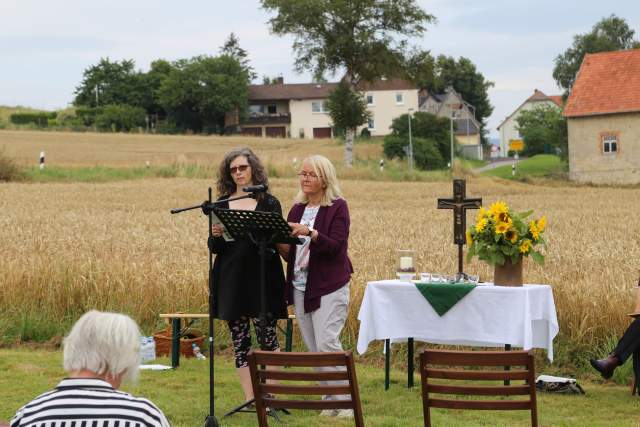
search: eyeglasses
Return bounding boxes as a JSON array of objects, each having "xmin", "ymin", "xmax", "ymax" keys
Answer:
[
  {"xmin": 230, "ymin": 164, "xmax": 250, "ymax": 174},
  {"xmin": 297, "ymin": 171, "xmax": 320, "ymax": 180}
]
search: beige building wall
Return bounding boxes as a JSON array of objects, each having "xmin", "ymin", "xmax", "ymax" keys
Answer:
[
  {"xmin": 457, "ymin": 133, "xmax": 480, "ymax": 146},
  {"xmin": 568, "ymin": 113, "xmax": 640, "ymax": 184},
  {"xmin": 289, "ymin": 99, "xmax": 333, "ymax": 139},
  {"xmin": 498, "ymin": 100, "xmax": 558, "ymax": 157},
  {"xmin": 360, "ymin": 89, "xmax": 419, "ymax": 136}
]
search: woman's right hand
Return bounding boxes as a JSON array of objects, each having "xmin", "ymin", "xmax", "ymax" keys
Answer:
[{"xmin": 212, "ymin": 224, "xmax": 224, "ymax": 237}]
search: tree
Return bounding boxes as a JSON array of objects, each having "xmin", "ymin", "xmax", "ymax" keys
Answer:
[
  {"xmin": 94, "ymin": 104, "xmax": 147, "ymax": 132},
  {"xmin": 515, "ymin": 104, "xmax": 568, "ymax": 159},
  {"xmin": 138, "ymin": 59, "xmax": 175, "ymax": 116},
  {"xmin": 157, "ymin": 55, "xmax": 250, "ymax": 133},
  {"xmin": 384, "ymin": 112, "xmax": 453, "ymax": 169},
  {"xmin": 405, "ymin": 51, "xmax": 494, "ymax": 145},
  {"xmin": 74, "ymin": 58, "xmax": 146, "ymax": 108},
  {"xmin": 325, "ymin": 81, "xmax": 370, "ymax": 138},
  {"xmin": 553, "ymin": 15, "xmax": 640, "ymax": 93},
  {"xmin": 220, "ymin": 32, "xmax": 257, "ymax": 81},
  {"xmin": 261, "ymin": 0, "xmax": 435, "ymax": 166}
]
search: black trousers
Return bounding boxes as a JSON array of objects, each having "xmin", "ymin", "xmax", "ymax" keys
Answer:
[{"xmin": 613, "ymin": 318, "xmax": 640, "ymax": 363}]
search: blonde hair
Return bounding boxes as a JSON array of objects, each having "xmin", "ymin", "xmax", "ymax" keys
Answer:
[
  {"xmin": 295, "ymin": 155, "xmax": 343, "ymax": 206},
  {"xmin": 63, "ymin": 310, "xmax": 141, "ymax": 383}
]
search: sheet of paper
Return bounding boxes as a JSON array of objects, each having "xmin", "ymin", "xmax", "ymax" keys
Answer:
[
  {"xmin": 139, "ymin": 364, "xmax": 173, "ymax": 371},
  {"xmin": 212, "ymin": 212, "xmax": 234, "ymax": 241}
]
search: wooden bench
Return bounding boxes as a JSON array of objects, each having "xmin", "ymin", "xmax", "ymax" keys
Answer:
[{"xmin": 158, "ymin": 313, "xmax": 296, "ymax": 368}]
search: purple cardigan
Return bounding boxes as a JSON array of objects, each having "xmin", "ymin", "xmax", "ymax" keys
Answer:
[{"xmin": 285, "ymin": 198, "xmax": 353, "ymax": 313}]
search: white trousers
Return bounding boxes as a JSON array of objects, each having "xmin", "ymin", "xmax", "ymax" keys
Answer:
[{"xmin": 293, "ymin": 284, "xmax": 350, "ymax": 400}]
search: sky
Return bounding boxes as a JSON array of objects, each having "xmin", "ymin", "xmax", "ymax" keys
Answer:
[{"xmin": 1, "ymin": 0, "xmax": 639, "ymax": 138}]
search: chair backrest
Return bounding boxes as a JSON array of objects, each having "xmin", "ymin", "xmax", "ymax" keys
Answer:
[
  {"xmin": 247, "ymin": 350, "xmax": 364, "ymax": 427},
  {"xmin": 420, "ymin": 349, "xmax": 537, "ymax": 427}
]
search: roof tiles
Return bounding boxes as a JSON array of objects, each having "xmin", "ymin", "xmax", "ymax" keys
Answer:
[{"xmin": 563, "ymin": 49, "xmax": 640, "ymax": 117}]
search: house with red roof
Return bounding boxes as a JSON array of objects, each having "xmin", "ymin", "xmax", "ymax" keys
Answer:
[
  {"xmin": 497, "ymin": 89, "xmax": 563, "ymax": 157},
  {"xmin": 229, "ymin": 77, "xmax": 419, "ymax": 139},
  {"xmin": 563, "ymin": 49, "xmax": 640, "ymax": 184}
]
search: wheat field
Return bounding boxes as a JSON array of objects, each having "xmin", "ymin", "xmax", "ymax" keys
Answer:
[{"xmin": 1, "ymin": 130, "xmax": 640, "ymax": 368}]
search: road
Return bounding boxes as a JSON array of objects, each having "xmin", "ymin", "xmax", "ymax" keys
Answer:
[{"xmin": 474, "ymin": 157, "xmax": 523, "ymax": 173}]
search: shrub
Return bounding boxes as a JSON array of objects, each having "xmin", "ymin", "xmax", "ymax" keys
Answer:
[
  {"xmin": 413, "ymin": 137, "xmax": 446, "ymax": 170},
  {"xmin": 0, "ymin": 149, "xmax": 24, "ymax": 181},
  {"xmin": 95, "ymin": 104, "xmax": 146, "ymax": 132},
  {"xmin": 383, "ymin": 135, "xmax": 408, "ymax": 159},
  {"xmin": 360, "ymin": 127, "xmax": 371, "ymax": 139},
  {"xmin": 383, "ymin": 135, "xmax": 448, "ymax": 170},
  {"xmin": 75, "ymin": 107, "xmax": 103, "ymax": 126},
  {"xmin": 10, "ymin": 112, "xmax": 55, "ymax": 127}
]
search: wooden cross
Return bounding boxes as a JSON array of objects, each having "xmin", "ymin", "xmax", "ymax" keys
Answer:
[{"xmin": 437, "ymin": 179, "xmax": 482, "ymax": 275}]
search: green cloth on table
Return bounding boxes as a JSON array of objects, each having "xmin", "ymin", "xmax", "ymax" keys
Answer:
[{"xmin": 414, "ymin": 283, "xmax": 477, "ymax": 316}]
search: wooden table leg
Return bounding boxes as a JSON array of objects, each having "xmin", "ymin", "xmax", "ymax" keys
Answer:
[
  {"xmin": 385, "ymin": 339, "xmax": 390, "ymax": 390},
  {"xmin": 408, "ymin": 337, "xmax": 414, "ymax": 388},
  {"xmin": 285, "ymin": 318, "xmax": 293, "ymax": 352},
  {"xmin": 504, "ymin": 344, "xmax": 511, "ymax": 385},
  {"xmin": 171, "ymin": 318, "xmax": 181, "ymax": 369}
]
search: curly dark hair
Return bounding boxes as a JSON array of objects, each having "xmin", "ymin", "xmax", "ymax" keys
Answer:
[{"xmin": 216, "ymin": 147, "xmax": 269, "ymax": 199}]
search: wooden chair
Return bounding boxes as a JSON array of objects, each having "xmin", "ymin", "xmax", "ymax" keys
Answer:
[
  {"xmin": 420, "ymin": 349, "xmax": 538, "ymax": 427},
  {"xmin": 247, "ymin": 350, "xmax": 365, "ymax": 426}
]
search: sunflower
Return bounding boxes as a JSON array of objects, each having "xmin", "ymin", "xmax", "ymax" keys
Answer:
[
  {"xmin": 495, "ymin": 221, "xmax": 510, "ymax": 235},
  {"xmin": 475, "ymin": 217, "xmax": 488, "ymax": 233},
  {"xmin": 466, "ymin": 229, "xmax": 473, "ymax": 246},
  {"xmin": 488, "ymin": 201, "xmax": 508, "ymax": 219},
  {"xmin": 505, "ymin": 229, "xmax": 518, "ymax": 244},
  {"xmin": 476, "ymin": 207, "xmax": 488, "ymax": 221},
  {"xmin": 529, "ymin": 220, "xmax": 540, "ymax": 241},
  {"xmin": 537, "ymin": 216, "xmax": 547, "ymax": 232},
  {"xmin": 519, "ymin": 239, "xmax": 532, "ymax": 253}
]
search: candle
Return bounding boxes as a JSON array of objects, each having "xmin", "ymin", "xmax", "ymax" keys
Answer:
[{"xmin": 400, "ymin": 256, "xmax": 413, "ymax": 270}]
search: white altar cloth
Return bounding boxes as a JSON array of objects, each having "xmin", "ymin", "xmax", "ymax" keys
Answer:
[{"xmin": 357, "ymin": 280, "xmax": 559, "ymax": 361}]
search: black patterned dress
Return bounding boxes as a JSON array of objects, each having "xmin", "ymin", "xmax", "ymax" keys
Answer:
[{"xmin": 208, "ymin": 193, "xmax": 288, "ymax": 321}]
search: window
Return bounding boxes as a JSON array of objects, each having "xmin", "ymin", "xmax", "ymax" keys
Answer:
[
  {"xmin": 249, "ymin": 104, "xmax": 265, "ymax": 114},
  {"xmin": 311, "ymin": 101, "xmax": 327, "ymax": 113},
  {"xmin": 395, "ymin": 92, "xmax": 404, "ymax": 105},
  {"xmin": 367, "ymin": 118, "xmax": 375, "ymax": 130},
  {"xmin": 267, "ymin": 104, "xmax": 277, "ymax": 114},
  {"xmin": 602, "ymin": 133, "xmax": 618, "ymax": 154},
  {"xmin": 366, "ymin": 94, "xmax": 374, "ymax": 105}
]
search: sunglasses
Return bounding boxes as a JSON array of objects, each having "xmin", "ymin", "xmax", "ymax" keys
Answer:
[{"xmin": 230, "ymin": 164, "xmax": 250, "ymax": 174}]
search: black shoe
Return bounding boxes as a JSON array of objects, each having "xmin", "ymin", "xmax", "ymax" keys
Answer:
[{"xmin": 589, "ymin": 355, "xmax": 619, "ymax": 379}]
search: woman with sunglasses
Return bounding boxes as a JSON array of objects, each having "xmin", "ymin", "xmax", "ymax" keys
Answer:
[
  {"xmin": 279, "ymin": 154, "xmax": 354, "ymax": 418},
  {"xmin": 209, "ymin": 147, "xmax": 287, "ymax": 404}
]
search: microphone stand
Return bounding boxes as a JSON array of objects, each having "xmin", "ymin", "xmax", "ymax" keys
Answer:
[{"xmin": 171, "ymin": 188, "xmax": 257, "ymax": 427}]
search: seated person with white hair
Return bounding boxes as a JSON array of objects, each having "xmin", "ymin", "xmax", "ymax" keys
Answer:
[{"xmin": 10, "ymin": 310, "xmax": 170, "ymax": 427}]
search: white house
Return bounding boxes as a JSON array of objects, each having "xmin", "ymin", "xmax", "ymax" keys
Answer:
[
  {"xmin": 497, "ymin": 89, "xmax": 563, "ymax": 157},
  {"xmin": 233, "ymin": 77, "xmax": 419, "ymax": 139}
]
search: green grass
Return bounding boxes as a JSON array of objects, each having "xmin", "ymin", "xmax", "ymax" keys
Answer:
[
  {"xmin": 1, "ymin": 348, "xmax": 639, "ymax": 426},
  {"xmin": 8, "ymin": 159, "xmax": 456, "ymax": 184},
  {"xmin": 18, "ymin": 164, "xmax": 219, "ymax": 183},
  {"xmin": 458, "ymin": 157, "xmax": 488, "ymax": 170},
  {"xmin": 482, "ymin": 155, "xmax": 568, "ymax": 180}
]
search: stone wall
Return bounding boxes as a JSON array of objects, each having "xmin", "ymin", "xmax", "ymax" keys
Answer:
[{"xmin": 568, "ymin": 113, "xmax": 640, "ymax": 184}]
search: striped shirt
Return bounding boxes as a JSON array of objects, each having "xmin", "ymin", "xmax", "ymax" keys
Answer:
[{"xmin": 10, "ymin": 378, "xmax": 171, "ymax": 427}]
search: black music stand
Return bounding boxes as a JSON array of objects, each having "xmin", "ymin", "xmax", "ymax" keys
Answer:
[
  {"xmin": 171, "ymin": 189, "xmax": 265, "ymax": 427},
  {"xmin": 216, "ymin": 208, "xmax": 299, "ymax": 420}
]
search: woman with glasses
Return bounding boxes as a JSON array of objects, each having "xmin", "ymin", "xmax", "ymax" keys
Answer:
[
  {"xmin": 279, "ymin": 154, "xmax": 354, "ymax": 418},
  {"xmin": 209, "ymin": 147, "xmax": 287, "ymax": 404}
]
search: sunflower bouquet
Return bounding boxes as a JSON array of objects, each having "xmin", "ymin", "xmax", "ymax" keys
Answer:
[{"xmin": 466, "ymin": 201, "xmax": 547, "ymax": 266}]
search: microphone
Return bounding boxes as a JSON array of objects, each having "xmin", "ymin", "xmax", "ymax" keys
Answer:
[{"xmin": 242, "ymin": 184, "xmax": 268, "ymax": 193}]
